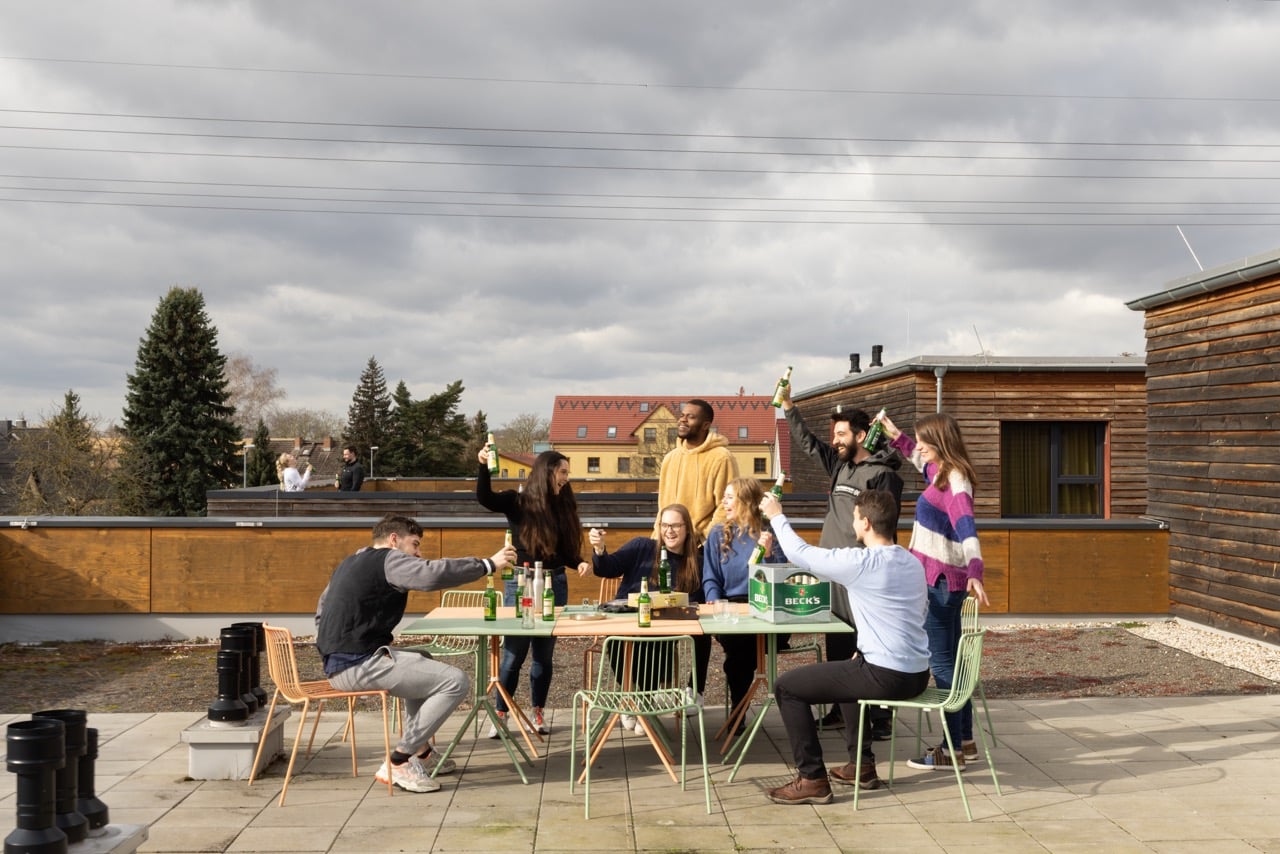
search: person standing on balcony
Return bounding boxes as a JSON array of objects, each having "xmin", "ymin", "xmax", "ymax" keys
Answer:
[
  {"xmin": 316, "ymin": 514, "xmax": 516, "ymax": 793},
  {"xmin": 276, "ymin": 452, "xmax": 312, "ymax": 491},
  {"xmin": 656, "ymin": 399, "xmax": 739, "ymax": 542},
  {"xmin": 877, "ymin": 411, "xmax": 989, "ymax": 773},
  {"xmin": 779, "ymin": 381, "xmax": 904, "ymax": 734},
  {"xmin": 337, "ymin": 445, "xmax": 365, "ymax": 491},
  {"xmin": 477, "ymin": 448, "xmax": 590, "ymax": 738}
]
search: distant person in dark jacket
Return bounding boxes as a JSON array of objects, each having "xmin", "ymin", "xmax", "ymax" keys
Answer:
[{"xmin": 337, "ymin": 445, "xmax": 365, "ymax": 491}]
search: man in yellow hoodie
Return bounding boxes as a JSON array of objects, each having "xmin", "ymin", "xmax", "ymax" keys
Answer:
[{"xmin": 655, "ymin": 399, "xmax": 740, "ymax": 541}]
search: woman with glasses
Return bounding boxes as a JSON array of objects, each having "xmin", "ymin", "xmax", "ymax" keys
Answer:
[{"xmin": 584, "ymin": 503, "xmax": 710, "ymax": 726}]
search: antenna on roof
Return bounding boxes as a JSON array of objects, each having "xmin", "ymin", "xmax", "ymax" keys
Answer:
[
  {"xmin": 972, "ymin": 325, "xmax": 991, "ymax": 365},
  {"xmin": 1175, "ymin": 225, "xmax": 1204, "ymax": 272}
]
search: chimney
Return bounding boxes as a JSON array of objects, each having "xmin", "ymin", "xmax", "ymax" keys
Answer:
[
  {"xmin": 848, "ymin": 353, "xmax": 861, "ymax": 373},
  {"xmin": 14, "ymin": 418, "xmax": 26, "ymax": 429},
  {"xmin": 870, "ymin": 345, "xmax": 884, "ymax": 368}
]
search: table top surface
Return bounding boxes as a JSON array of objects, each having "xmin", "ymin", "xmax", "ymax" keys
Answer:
[{"xmin": 401, "ymin": 605, "xmax": 852, "ymax": 637}]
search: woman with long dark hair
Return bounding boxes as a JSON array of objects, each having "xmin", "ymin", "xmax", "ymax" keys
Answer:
[
  {"xmin": 583, "ymin": 503, "xmax": 711, "ymax": 726},
  {"xmin": 878, "ymin": 411, "xmax": 988, "ymax": 773},
  {"xmin": 477, "ymin": 448, "xmax": 588, "ymax": 737}
]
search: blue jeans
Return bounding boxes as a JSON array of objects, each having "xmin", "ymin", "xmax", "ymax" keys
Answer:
[
  {"xmin": 926, "ymin": 575, "xmax": 972, "ymax": 749},
  {"xmin": 495, "ymin": 571, "xmax": 568, "ymax": 713}
]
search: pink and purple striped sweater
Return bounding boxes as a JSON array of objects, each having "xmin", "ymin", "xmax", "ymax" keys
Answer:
[{"xmin": 891, "ymin": 433, "xmax": 984, "ymax": 592}]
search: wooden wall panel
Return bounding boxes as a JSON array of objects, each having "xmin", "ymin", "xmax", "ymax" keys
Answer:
[
  {"xmin": 0, "ymin": 528, "xmax": 151, "ymax": 614},
  {"xmin": 150, "ymin": 528, "xmax": 368, "ymax": 613},
  {"xmin": 1007, "ymin": 530, "xmax": 1169, "ymax": 613}
]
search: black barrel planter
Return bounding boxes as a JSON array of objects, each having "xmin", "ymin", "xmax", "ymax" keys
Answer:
[
  {"xmin": 29, "ymin": 711, "xmax": 87, "ymax": 846},
  {"xmin": 5, "ymin": 717, "xmax": 69, "ymax": 854},
  {"xmin": 75, "ymin": 728, "xmax": 108, "ymax": 836},
  {"xmin": 230, "ymin": 622, "xmax": 269, "ymax": 709}
]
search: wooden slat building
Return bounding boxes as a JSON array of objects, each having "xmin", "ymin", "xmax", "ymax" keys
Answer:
[
  {"xmin": 1128, "ymin": 250, "xmax": 1280, "ymax": 645},
  {"xmin": 788, "ymin": 352, "xmax": 1150, "ymax": 520}
]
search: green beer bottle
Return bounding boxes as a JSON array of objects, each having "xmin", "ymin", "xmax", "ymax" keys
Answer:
[
  {"xmin": 487, "ymin": 432, "xmax": 500, "ymax": 476},
  {"xmin": 542, "ymin": 571, "xmax": 556, "ymax": 621},
  {"xmin": 483, "ymin": 574, "xmax": 498, "ymax": 621},
  {"xmin": 771, "ymin": 366, "xmax": 793, "ymax": 408},
  {"xmin": 862, "ymin": 409, "xmax": 887, "ymax": 452},
  {"xmin": 637, "ymin": 578, "xmax": 652, "ymax": 628},
  {"xmin": 658, "ymin": 548, "xmax": 673, "ymax": 594}
]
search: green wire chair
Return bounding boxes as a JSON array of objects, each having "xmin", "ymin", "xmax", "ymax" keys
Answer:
[
  {"xmin": 396, "ymin": 589, "xmax": 485, "ymax": 731},
  {"xmin": 570, "ymin": 635, "xmax": 711, "ymax": 818},
  {"xmin": 918, "ymin": 596, "xmax": 997, "ymax": 748},
  {"xmin": 854, "ymin": 629, "xmax": 1001, "ymax": 821}
]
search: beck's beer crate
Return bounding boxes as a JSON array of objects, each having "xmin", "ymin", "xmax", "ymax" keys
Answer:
[{"xmin": 748, "ymin": 563, "xmax": 831, "ymax": 624}]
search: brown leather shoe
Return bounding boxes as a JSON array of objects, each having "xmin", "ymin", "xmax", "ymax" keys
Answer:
[
  {"xmin": 829, "ymin": 762, "xmax": 882, "ymax": 790},
  {"xmin": 767, "ymin": 775, "xmax": 834, "ymax": 805}
]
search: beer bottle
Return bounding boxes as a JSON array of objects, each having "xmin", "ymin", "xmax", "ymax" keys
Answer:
[
  {"xmin": 862, "ymin": 409, "xmax": 887, "ymax": 452},
  {"xmin": 483, "ymin": 574, "xmax": 498, "ymax": 621},
  {"xmin": 487, "ymin": 432, "xmax": 500, "ymax": 476},
  {"xmin": 658, "ymin": 548, "xmax": 673, "ymax": 594},
  {"xmin": 514, "ymin": 566, "xmax": 526, "ymax": 619},
  {"xmin": 748, "ymin": 540, "xmax": 767, "ymax": 565},
  {"xmin": 542, "ymin": 571, "xmax": 556, "ymax": 621},
  {"xmin": 501, "ymin": 529, "xmax": 514, "ymax": 580},
  {"xmin": 771, "ymin": 366, "xmax": 793, "ymax": 408},
  {"xmin": 770, "ymin": 472, "xmax": 784, "ymax": 498},
  {"xmin": 637, "ymin": 578, "xmax": 652, "ymax": 628}
]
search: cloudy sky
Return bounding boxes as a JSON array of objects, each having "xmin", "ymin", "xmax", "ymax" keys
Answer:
[{"xmin": 3, "ymin": 1, "xmax": 1279, "ymax": 432}]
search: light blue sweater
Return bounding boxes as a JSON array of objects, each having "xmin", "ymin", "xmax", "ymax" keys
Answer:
[{"xmin": 770, "ymin": 514, "xmax": 930, "ymax": 674}]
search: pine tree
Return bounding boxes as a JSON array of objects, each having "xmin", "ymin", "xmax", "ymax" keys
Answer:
[
  {"xmin": 247, "ymin": 419, "xmax": 275, "ymax": 487},
  {"xmin": 380, "ymin": 380, "xmax": 421, "ymax": 476},
  {"xmin": 343, "ymin": 356, "xmax": 392, "ymax": 463},
  {"xmin": 119, "ymin": 287, "xmax": 240, "ymax": 515}
]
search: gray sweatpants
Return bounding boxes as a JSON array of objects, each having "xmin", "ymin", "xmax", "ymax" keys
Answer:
[{"xmin": 329, "ymin": 647, "xmax": 469, "ymax": 756}]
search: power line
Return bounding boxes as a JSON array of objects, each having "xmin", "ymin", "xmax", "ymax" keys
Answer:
[
  {"xmin": 3, "ymin": 108, "xmax": 1279, "ymax": 150},
  {"xmin": 7, "ymin": 123, "xmax": 1280, "ymax": 165},
  {"xmin": 0, "ymin": 195, "xmax": 1274, "ymax": 226},
  {"xmin": 4, "ymin": 55, "xmax": 1280, "ymax": 104},
  {"xmin": 6, "ymin": 143, "xmax": 1280, "ymax": 179},
  {"xmin": 10, "ymin": 173, "xmax": 1278, "ymax": 206}
]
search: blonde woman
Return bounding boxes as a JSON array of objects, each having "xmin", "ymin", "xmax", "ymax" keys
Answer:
[
  {"xmin": 702, "ymin": 477, "xmax": 782, "ymax": 718},
  {"xmin": 276, "ymin": 453, "xmax": 312, "ymax": 491}
]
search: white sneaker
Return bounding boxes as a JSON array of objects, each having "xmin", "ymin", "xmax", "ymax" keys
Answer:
[
  {"xmin": 683, "ymin": 688, "xmax": 704, "ymax": 717},
  {"xmin": 619, "ymin": 714, "xmax": 637, "ymax": 732},
  {"xmin": 422, "ymin": 751, "xmax": 456, "ymax": 775},
  {"xmin": 486, "ymin": 713, "xmax": 508, "ymax": 740},
  {"xmin": 375, "ymin": 756, "xmax": 440, "ymax": 793},
  {"xmin": 533, "ymin": 708, "xmax": 550, "ymax": 735},
  {"xmin": 635, "ymin": 719, "xmax": 646, "ymax": 735}
]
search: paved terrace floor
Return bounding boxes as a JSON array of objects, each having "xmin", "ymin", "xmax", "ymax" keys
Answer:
[{"xmin": 3, "ymin": 695, "xmax": 1280, "ymax": 853}]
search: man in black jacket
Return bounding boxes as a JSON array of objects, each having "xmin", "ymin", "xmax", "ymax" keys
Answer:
[
  {"xmin": 316, "ymin": 514, "xmax": 515, "ymax": 792},
  {"xmin": 337, "ymin": 445, "xmax": 365, "ymax": 491},
  {"xmin": 781, "ymin": 382, "xmax": 904, "ymax": 734}
]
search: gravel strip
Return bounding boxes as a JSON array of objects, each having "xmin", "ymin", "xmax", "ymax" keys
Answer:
[{"xmin": 984, "ymin": 617, "xmax": 1280, "ymax": 683}]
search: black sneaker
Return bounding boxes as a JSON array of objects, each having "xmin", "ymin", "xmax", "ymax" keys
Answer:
[
  {"xmin": 815, "ymin": 708, "xmax": 844, "ymax": 730},
  {"xmin": 869, "ymin": 720, "xmax": 893, "ymax": 741}
]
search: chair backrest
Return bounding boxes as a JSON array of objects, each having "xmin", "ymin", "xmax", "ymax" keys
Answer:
[
  {"xmin": 961, "ymin": 595, "xmax": 980, "ymax": 634},
  {"xmin": 939, "ymin": 629, "xmax": 986, "ymax": 714},
  {"xmin": 588, "ymin": 635, "xmax": 695, "ymax": 715},
  {"xmin": 442, "ymin": 589, "xmax": 486, "ymax": 609},
  {"xmin": 261, "ymin": 624, "xmax": 311, "ymax": 703},
  {"xmin": 598, "ymin": 576, "xmax": 621, "ymax": 603}
]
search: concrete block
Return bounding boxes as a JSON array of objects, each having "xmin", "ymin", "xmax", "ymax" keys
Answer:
[
  {"xmin": 180, "ymin": 706, "xmax": 290, "ymax": 780},
  {"xmin": 74, "ymin": 823, "xmax": 149, "ymax": 854}
]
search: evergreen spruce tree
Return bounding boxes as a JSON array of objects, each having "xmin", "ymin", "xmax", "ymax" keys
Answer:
[
  {"xmin": 247, "ymin": 419, "xmax": 276, "ymax": 487},
  {"xmin": 380, "ymin": 380, "xmax": 422, "ymax": 476},
  {"xmin": 119, "ymin": 287, "xmax": 240, "ymax": 515},
  {"xmin": 343, "ymin": 356, "xmax": 392, "ymax": 464},
  {"xmin": 414, "ymin": 380, "xmax": 472, "ymax": 476}
]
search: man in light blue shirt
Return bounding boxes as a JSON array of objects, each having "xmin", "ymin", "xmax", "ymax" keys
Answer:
[{"xmin": 759, "ymin": 489, "xmax": 930, "ymax": 805}]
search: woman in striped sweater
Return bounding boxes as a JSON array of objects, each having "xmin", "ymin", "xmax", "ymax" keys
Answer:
[{"xmin": 878, "ymin": 411, "xmax": 989, "ymax": 773}]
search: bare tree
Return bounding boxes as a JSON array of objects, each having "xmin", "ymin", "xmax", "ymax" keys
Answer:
[
  {"xmin": 269, "ymin": 407, "xmax": 344, "ymax": 441},
  {"xmin": 224, "ymin": 353, "xmax": 285, "ymax": 436},
  {"xmin": 496, "ymin": 412, "xmax": 550, "ymax": 454},
  {"xmin": 626, "ymin": 419, "xmax": 678, "ymax": 479},
  {"xmin": 11, "ymin": 391, "xmax": 122, "ymax": 515}
]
